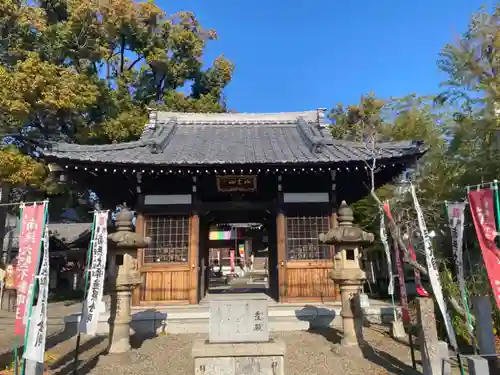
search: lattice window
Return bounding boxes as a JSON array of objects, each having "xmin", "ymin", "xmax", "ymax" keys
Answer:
[
  {"xmin": 286, "ymin": 216, "xmax": 331, "ymax": 260},
  {"xmin": 144, "ymin": 216, "xmax": 189, "ymax": 263}
]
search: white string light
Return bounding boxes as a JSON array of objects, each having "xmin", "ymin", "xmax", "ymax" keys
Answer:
[{"xmin": 60, "ymin": 163, "xmax": 396, "ymax": 175}]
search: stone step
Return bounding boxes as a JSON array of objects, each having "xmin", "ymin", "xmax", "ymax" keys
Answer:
[{"xmin": 62, "ymin": 301, "xmax": 396, "ymax": 336}]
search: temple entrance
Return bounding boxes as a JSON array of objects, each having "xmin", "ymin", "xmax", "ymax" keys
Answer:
[{"xmin": 198, "ymin": 207, "xmax": 278, "ymax": 302}]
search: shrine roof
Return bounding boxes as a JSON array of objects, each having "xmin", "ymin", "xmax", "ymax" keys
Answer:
[
  {"xmin": 3, "ymin": 219, "xmax": 92, "ymax": 255},
  {"xmin": 40, "ymin": 109, "xmax": 426, "ymax": 167}
]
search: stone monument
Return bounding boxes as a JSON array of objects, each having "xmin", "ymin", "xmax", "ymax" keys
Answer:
[
  {"xmin": 319, "ymin": 201, "xmax": 374, "ymax": 350},
  {"xmin": 106, "ymin": 206, "xmax": 150, "ymax": 353},
  {"xmin": 192, "ymin": 298, "xmax": 286, "ymax": 374},
  {"xmin": 472, "ymin": 296, "xmax": 498, "ymax": 374},
  {"xmin": 415, "ymin": 297, "xmax": 451, "ymax": 375}
]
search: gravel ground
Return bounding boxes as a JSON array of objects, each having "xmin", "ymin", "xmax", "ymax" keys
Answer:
[{"xmin": 0, "ymin": 302, "xmax": 464, "ymax": 375}]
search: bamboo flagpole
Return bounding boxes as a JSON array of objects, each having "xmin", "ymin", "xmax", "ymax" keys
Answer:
[{"xmin": 379, "ymin": 209, "xmax": 397, "ymax": 321}]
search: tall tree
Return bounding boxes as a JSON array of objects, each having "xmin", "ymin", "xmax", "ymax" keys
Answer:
[
  {"xmin": 0, "ymin": 0, "xmax": 234, "ymax": 146},
  {"xmin": 0, "ymin": 0, "xmax": 234, "ymax": 218},
  {"xmin": 437, "ymin": 4, "xmax": 500, "ymax": 186},
  {"xmin": 328, "ymin": 93, "xmax": 450, "ymax": 233}
]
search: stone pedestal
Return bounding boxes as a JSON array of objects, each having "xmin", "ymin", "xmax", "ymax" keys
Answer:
[
  {"xmin": 472, "ymin": 296, "xmax": 496, "ymax": 355},
  {"xmin": 472, "ymin": 296, "xmax": 498, "ymax": 374},
  {"xmin": 391, "ymin": 320, "xmax": 406, "ymax": 339},
  {"xmin": 108, "ymin": 288, "xmax": 133, "ymax": 353},
  {"xmin": 416, "ymin": 297, "xmax": 441, "ymax": 375},
  {"xmin": 193, "ymin": 297, "xmax": 285, "ymax": 375},
  {"xmin": 338, "ymin": 282, "xmax": 364, "ymax": 347},
  {"xmin": 467, "ymin": 356, "xmax": 490, "ymax": 375},
  {"xmin": 192, "ymin": 339, "xmax": 285, "ymax": 375}
]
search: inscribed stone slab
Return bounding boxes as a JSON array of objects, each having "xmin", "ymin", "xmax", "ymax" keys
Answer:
[
  {"xmin": 195, "ymin": 357, "xmax": 235, "ymax": 375},
  {"xmin": 209, "ymin": 299, "xmax": 269, "ymax": 343},
  {"xmin": 235, "ymin": 356, "xmax": 283, "ymax": 375}
]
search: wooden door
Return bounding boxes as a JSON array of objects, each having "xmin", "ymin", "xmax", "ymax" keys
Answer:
[
  {"xmin": 279, "ymin": 215, "xmax": 337, "ymax": 303},
  {"xmin": 137, "ymin": 215, "xmax": 194, "ymax": 305}
]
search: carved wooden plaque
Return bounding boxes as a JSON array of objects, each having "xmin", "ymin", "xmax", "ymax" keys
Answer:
[{"xmin": 216, "ymin": 175, "xmax": 257, "ymax": 192}]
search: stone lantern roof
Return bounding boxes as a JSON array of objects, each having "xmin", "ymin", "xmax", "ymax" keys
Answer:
[
  {"xmin": 319, "ymin": 201, "xmax": 375, "ymax": 245},
  {"xmin": 107, "ymin": 206, "xmax": 151, "ymax": 248}
]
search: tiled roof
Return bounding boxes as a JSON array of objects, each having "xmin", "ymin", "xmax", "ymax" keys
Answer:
[
  {"xmin": 2, "ymin": 220, "xmax": 92, "ymax": 254},
  {"xmin": 40, "ymin": 110, "xmax": 426, "ymax": 166},
  {"xmin": 48, "ymin": 223, "xmax": 92, "ymax": 244}
]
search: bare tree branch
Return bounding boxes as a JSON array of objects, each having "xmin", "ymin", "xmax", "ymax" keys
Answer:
[{"xmin": 364, "ymin": 132, "xmax": 472, "ymax": 322}]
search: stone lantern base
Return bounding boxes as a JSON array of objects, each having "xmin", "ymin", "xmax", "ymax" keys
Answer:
[
  {"xmin": 318, "ymin": 202, "xmax": 375, "ymax": 356},
  {"xmin": 336, "ymin": 280, "xmax": 365, "ymax": 351},
  {"xmin": 108, "ymin": 285, "xmax": 137, "ymax": 354}
]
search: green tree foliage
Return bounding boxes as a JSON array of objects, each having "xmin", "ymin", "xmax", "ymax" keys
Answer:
[
  {"xmin": 0, "ymin": 0, "xmax": 234, "ymax": 191},
  {"xmin": 328, "ymin": 93, "xmax": 449, "ymax": 233},
  {"xmin": 437, "ymin": 5, "xmax": 500, "ymax": 187},
  {"xmin": 327, "ymin": 4, "xmax": 500, "ymax": 343},
  {"xmin": 328, "ymin": 93, "xmax": 386, "ymax": 142},
  {"xmin": 437, "ymin": 4, "xmax": 500, "ymax": 336}
]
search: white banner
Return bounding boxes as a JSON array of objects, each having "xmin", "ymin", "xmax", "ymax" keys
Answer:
[
  {"xmin": 80, "ymin": 211, "xmax": 108, "ymax": 335},
  {"xmin": 411, "ymin": 184, "xmax": 458, "ymax": 350},
  {"xmin": 24, "ymin": 226, "xmax": 50, "ymax": 365},
  {"xmin": 446, "ymin": 203, "xmax": 467, "ymax": 301},
  {"xmin": 379, "ymin": 210, "xmax": 394, "ymax": 295}
]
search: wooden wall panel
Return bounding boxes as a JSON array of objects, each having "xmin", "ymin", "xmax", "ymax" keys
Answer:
[
  {"xmin": 140, "ymin": 269, "xmax": 190, "ymax": 305},
  {"xmin": 285, "ymin": 262, "xmax": 336, "ymax": 302}
]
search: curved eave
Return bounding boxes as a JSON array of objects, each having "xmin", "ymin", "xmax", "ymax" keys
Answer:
[{"xmin": 40, "ymin": 144, "xmax": 427, "ymax": 169}]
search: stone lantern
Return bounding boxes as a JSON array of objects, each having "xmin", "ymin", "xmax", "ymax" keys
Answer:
[
  {"xmin": 319, "ymin": 201, "xmax": 374, "ymax": 349},
  {"xmin": 106, "ymin": 206, "xmax": 151, "ymax": 353}
]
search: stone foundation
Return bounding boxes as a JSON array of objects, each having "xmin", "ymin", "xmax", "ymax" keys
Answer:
[
  {"xmin": 63, "ymin": 304, "xmax": 398, "ymax": 336},
  {"xmin": 192, "ymin": 339, "xmax": 285, "ymax": 375}
]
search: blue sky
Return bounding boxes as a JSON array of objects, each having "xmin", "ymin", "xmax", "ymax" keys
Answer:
[{"xmin": 162, "ymin": 0, "xmax": 495, "ymax": 113}]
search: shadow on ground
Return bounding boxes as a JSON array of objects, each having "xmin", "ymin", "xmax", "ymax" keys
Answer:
[
  {"xmin": 0, "ymin": 329, "xmax": 105, "ymax": 375},
  {"xmin": 130, "ymin": 309, "xmax": 168, "ymax": 349},
  {"xmin": 307, "ymin": 326, "xmax": 420, "ymax": 375},
  {"xmin": 294, "ymin": 305, "xmax": 336, "ymax": 329},
  {"xmin": 49, "ymin": 335, "xmax": 106, "ymax": 375}
]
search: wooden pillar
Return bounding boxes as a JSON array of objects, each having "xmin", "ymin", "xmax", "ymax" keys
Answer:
[
  {"xmin": 276, "ymin": 212, "xmax": 286, "ymax": 303},
  {"xmin": 330, "ymin": 170, "xmax": 341, "ymax": 300},
  {"xmin": 189, "ymin": 176, "xmax": 200, "ymax": 304},
  {"xmin": 276, "ymin": 174, "xmax": 287, "ymax": 303},
  {"xmin": 132, "ymin": 213, "xmax": 145, "ymax": 306},
  {"xmin": 189, "ymin": 213, "xmax": 200, "ymax": 304}
]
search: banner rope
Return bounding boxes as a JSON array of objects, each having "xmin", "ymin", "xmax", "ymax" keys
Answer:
[{"xmin": 0, "ymin": 201, "xmax": 48, "ymax": 207}]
